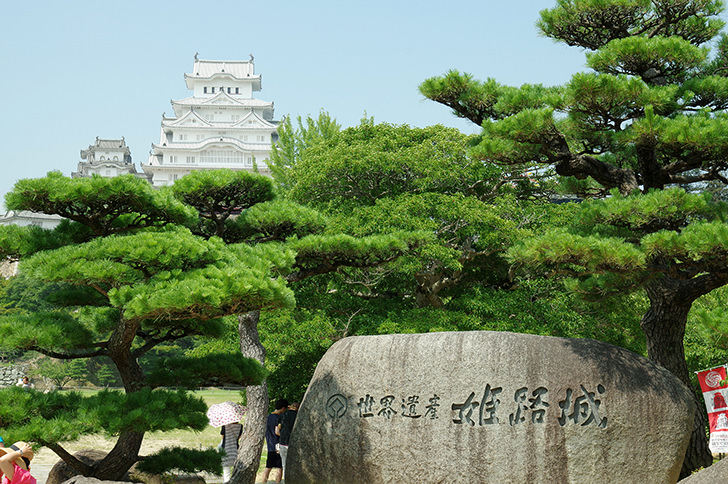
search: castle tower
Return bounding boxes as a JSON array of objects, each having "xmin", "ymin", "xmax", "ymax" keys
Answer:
[
  {"xmin": 143, "ymin": 54, "xmax": 278, "ymax": 186},
  {"xmin": 73, "ymin": 137, "xmax": 138, "ymax": 179}
]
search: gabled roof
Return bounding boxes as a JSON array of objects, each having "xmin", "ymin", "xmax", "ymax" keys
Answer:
[
  {"xmin": 173, "ymin": 90, "xmax": 273, "ymax": 109},
  {"xmin": 232, "ymin": 111, "xmax": 277, "ymax": 129},
  {"xmin": 185, "ymin": 57, "xmax": 261, "ymax": 90},
  {"xmin": 0, "ymin": 210, "xmax": 64, "ymax": 227},
  {"xmin": 151, "ymin": 136, "xmax": 270, "ymax": 153},
  {"xmin": 193, "ymin": 58, "xmax": 254, "ymax": 78},
  {"xmin": 94, "ymin": 137, "xmax": 128, "ymax": 150},
  {"xmin": 163, "ymin": 109, "xmax": 212, "ymax": 127},
  {"xmin": 81, "ymin": 137, "xmax": 132, "ymax": 162}
]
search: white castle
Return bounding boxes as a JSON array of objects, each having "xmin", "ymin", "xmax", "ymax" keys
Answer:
[
  {"xmin": 73, "ymin": 137, "xmax": 142, "ymax": 179},
  {"xmin": 142, "ymin": 54, "xmax": 278, "ymax": 186},
  {"xmin": 2, "ymin": 55, "xmax": 279, "ymax": 235}
]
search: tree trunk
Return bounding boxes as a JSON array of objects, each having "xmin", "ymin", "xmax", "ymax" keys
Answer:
[
  {"xmin": 45, "ymin": 429, "xmax": 143, "ymax": 481},
  {"xmin": 229, "ymin": 310, "xmax": 269, "ymax": 484},
  {"xmin": 92, "ymin": 430, "xmax": 145, "ymax": 480},
  {"xmin": 90, "ymin": 317, "xmax": 146, "ymax": 480},
  {"xmin": 641, "ymin": 279, "xmax": 712, "ymax": 478}
]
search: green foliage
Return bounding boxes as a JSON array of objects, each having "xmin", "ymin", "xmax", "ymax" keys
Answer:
[
  {"xmin": 93, "ymin": 361, "xmax": 119, "ymax": 387},
  {"xmin": 258, "ymin": 276, "xmax": 647, "ymax": 404},
  {"xmin": 5, "ymin": 172, "xmax": 195, "ymax": 237},
  {"xmin": 685, "ymin": 286, "xmax": 728, "ymax": 386},
  {"xmin": 419, "ymin": 70, "xmax": 560, "ymax": 125},
  {"xmin": 269, "ymin": 110, "xmax": 341, "ymax": 194},
  {"xmin": 537, "ymin": 0, "xmax": 724, "ymax": 51},
  {"xmin": 171, "ymin": 169, "xmax": 274, "ymax": 213},
  {"xmin": 0, "ymin": 169, "xmax": 318, "ymax": 478},
  {"xmin": 0, "ymin": 275, "xmax": 70, "ymax": 313},
  {"xmin": 16, "ymin": 226, "xmax": 295, "ymax": 324},
  {"xmin": 286, "ymin": 231, "xmax": 432, "ymax": 283},
  {"xmin": 0, "ymin": 387, "xmax": 207, "ymax": 443},
  {"xmin": 691, "ymin": 294, "xmax": 728, "ymax": 351},
  {"xmin": 135, "ymin": 447, "xmax": 222, "ymax": 476},
  {"xmin": 0, "ymin": 310, "xmax": 98, "ymax": 352},
  {"xmin": 560, "ymin": 73, "xmax": 677, "ymax": 152},
  {"xmin": 281, "ymin": 119, "xmax": 545, "ymax": 309},
  {"xmin": 287, "ymin": 122, "xmax": 512, "ymax": 211},
  {"xmin": 375, "ymin": 280, "xmax": 646, "ymax": 354},
  {"xmin": 421, "ymin": 2, "xmax": 728, "ymax": 197},
  {"xmin": 145, "ymin": 352, "xmax": 267, "ymax": 388},
  {"xmin": 33, "ymin": 358, "xmax": 87, "ymax": 389},
  {"xmin": 231, "ymin": 200, "xmax": 328, "ymax": 243},
  {"xmin": 260, "ymin": 308, "xmax": 334, "ymax": 403},
  {"xmin": 170, "ymin": 170, "xmax": 275, "ymax": 241},
  {"xmin": 0, "ymin": 387, "xmax": 95, "ymax": 444},
  {"xmin": 0, "ymin": 387, "xmax": 206, "ymax": 443},
  {"xmin": 586, "ymin": 35, "xmax": 708, "ymax": 83},
  {"xmin": 0, "ymin": 224, "xmax": 71, "ymax": 259},
  {"xmin": 571, "ymin": 187, "xmax": 719, "ymax": 234},
  {"xmin": 88, "ymin": 389, "xmax": 208, "ymax": 435},
  {"xmin": 0, "ymin": 159, "xmax": 431, "ymax": 479},
  {"xmin": 510, "ymin": 189, "xmax": 728, "ymax": 298}
]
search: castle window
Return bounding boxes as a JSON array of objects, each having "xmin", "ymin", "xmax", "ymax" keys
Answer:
[{"xmin": 204, "ymin": 87, "xmax": 208, "ymax": 93}]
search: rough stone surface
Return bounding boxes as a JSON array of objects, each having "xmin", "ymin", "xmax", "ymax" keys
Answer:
[
  {"xmin": 46, "ymin": 450, "xmax": 107, "ymax": 484},
  {"xmin": 129, "ymin": 470, "xmax": 206, "ymax": 484},
  {"xmin": 287, "ymin": 331, "xmax": 695, "ymax": 484},
  {"xmin": 62, "ymin": 477, "xmax": 128, "ymax": 484},
  {"xmin": 0, "ymin": 364, "xmax": 28, "ymax": 388},
  {"xmin": 678, "ymin": 457, "xmax": 728, "ymax": 483}
]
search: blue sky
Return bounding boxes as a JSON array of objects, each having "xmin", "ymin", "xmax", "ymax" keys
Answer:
[{"xmin": 1, "ymin": 1, "xmax": 610, "ymax": 208}]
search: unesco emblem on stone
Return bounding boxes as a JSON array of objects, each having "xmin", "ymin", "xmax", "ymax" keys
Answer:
[{"xmin": 326, "ymin": 394, "xmax": 348, "ymax": 418}]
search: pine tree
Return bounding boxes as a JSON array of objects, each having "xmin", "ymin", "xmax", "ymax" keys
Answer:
[
  {"xmin": 420, "ymin": 0, "xmax": 728, "ymax": 475},
  {"xmin": 168, "ymin": 169, "xmax": 427, "ymax": 484},
  {"xmin": 0, "ymin": 173, "xmax": 276, "ymax": 479}
]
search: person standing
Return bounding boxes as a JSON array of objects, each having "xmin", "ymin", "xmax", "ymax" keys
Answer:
[
  {"xmin": 16, "ymin": 377, "xmax": 30, "ymax": 391},
  {"xmin": 0, "ymin": 441, "xmax": 35, "ymax": 484},
  {"xmin": 276, "ymin": 402, "xmax": 298, "ymax": 480},
  {"xmin": 220, "ymin": 421, "xmax": 242, "ymax": 483},
  {"xmin": 259, "ymin": 399, "xmax": 287, "ymax": 484}
]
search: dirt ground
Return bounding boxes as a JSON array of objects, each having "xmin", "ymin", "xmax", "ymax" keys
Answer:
[
  {"xmin": 31, "ymin": 436, "xmax": 269, "ymax": 484},
  {"xmin": 32, "ymin": 435, "xmax": 187, "ymax": 467}
]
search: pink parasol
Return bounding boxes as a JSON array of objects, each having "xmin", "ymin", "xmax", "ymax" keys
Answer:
[{"xmin": 207, "ymin": 401, "xmax": 247, "ymax": 427}]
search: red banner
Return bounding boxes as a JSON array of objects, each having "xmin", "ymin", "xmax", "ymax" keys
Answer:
[{"xmin": 697, "ymin": 365, "xmax": 728, "ymax": 453}]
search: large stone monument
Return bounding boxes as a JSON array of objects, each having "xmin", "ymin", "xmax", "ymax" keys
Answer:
[{"xmin": 287, "ymin": 331, "xmax": 695, "ymax": 484}]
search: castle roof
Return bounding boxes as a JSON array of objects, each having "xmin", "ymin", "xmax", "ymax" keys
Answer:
[
  {"xmin": 151, "ymin": 136, "xmax": 270, "ymax": 152},
  {"xmin": 185, "ymin": 57, "xmax": 261, "ymax": 90},
  {"xmin": 173, "ymin": 93, "xmax": 273, "ymax": 109}
]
